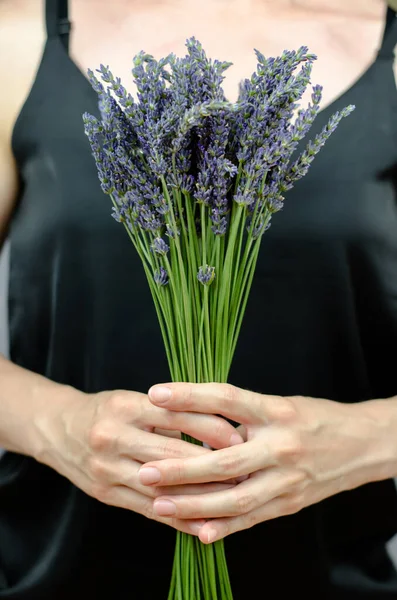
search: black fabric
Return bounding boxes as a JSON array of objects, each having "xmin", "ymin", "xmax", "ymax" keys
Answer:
[
  {"xmin": 45, "ymin": 0, "xmax": 70, "ymax": 50},
  {"xmin": 379, "ymin": 7, "xmax": 397, "ymax": 58},
  {"xmin": 2, "ymin": 0, "xmax": 397, "ymax": 597}
]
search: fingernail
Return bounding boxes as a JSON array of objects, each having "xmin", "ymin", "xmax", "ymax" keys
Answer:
[
  {"xmin": 230, "ymin": 432, "xmax": 243, "ymax": 446},
  {"xmin": 154, "ymin": 499, "xmax": 176, "ymax": 516},
  {"xmin": 206, "ymin": 527, "xmax": 217, "ymax": 544},
  {"xmin": 149, "ymin": 386, "xmax": 172, "ymax": 404},
  {"xmin": 139, "ymin": 467, "xmax": 161, "ymax": 485},
  {"xmin": 188, "ymin": 521, "xmax": 205, "ymax": 535}
]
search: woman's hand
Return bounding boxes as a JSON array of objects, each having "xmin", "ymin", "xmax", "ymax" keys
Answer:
[
  {"xmin": 36, "ymin": 386, "xmax": 243, "ymax": 535},
  {"xmin": 140, "ymin": 382, "xmax": 393, "ymax": 543}
]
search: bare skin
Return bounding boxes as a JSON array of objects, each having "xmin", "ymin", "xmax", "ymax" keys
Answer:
[{"xmin": 0, "ymin": 0, "xmax": 396, "ymax": 539}]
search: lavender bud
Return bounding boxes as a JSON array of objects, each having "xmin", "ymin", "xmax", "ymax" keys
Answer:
[
  {"xmin": 165, "ymin": 224, "xmax": 180, "ymax": 238},
  {"xmin": 154, "ymin": 267, "xmax": 169, "ymax": 286},
  {"xmin": 151, "ymin": 237, "xmax": 170, "ymax": 255},
  {"xmin": 197, "ymin": 265, "xmax": 216, "ymax": 286},
  {"xmin": 211, "ymin": 216, "xmax": 228, "ymax": 236},
  {"xmin": 234, "ymin": 191, "xmax": 255, "ymax": 206},
  {"xmin": 87, "ymin": 69, "xmax": 105, "ymax": 94},
  {"xmin": 251, "ymin": 215, "xmax": 271, "ymax": 239},
  {"xmin": 111, "ymin": 206, "xmax": 124, "ymax": 223}
]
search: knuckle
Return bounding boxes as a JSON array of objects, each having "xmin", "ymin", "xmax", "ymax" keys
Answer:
[
  {"xmin": 157, "ymin": 437, "xmax": 182, "ymax": 460},
  {"xmin": 216, "ymin": 519, "xmax": 232, "ymax": 540},
  {"xmin": 87, "ymin": 422, "xmax": 114, "ymax": 452},
  {"xmin": 223, "ymin": 520, "xmax": 231, "ymax": 538},
  {"xmin": 183, "ymin": 384, "xmax": 196, "ymax": 411},
  {"xmin": 283, "ymin": 493, "xmax": 304, "ymax": 515},
  {"xmin": 235, "ymin": 490, "xmax": 256, "ymax": 514},
  {"xmin": 274, "ymin": 397, "xmax": 299, "ymax": 422},
  {"xmin": 217, "ymin": 452, "xmax": 242, "ymax": 477},
  {"xmin": 221, "ymin": 384, "xmax": 238, "ymax": 409},
  {"xmin": 141, "ymin": 499, "xmax": 155, "ymax": 520},
  {"xmin": 156, "ymin": 460, "xmax": 184, "ymax": 484},
  {"xmin": 117, "ymin": 469, "xmax": 136, "ymax": 490},
  {"xmin": 105, "ymin": 391, "xmax": 141, "ymax": 421},
  {"xmin": 212, "ymin": 418, "xmax": 229, "ymax": 445},
  {"xmin": 275, "ymin": 432, "xmax": 303, "ymax": 463},
  {"xmin": 171, "ymin": 461, "xmax": 185, "ymax": 484},
  {"xmin": 90, "ymin": 481, "xmax": 113, "ymax": 504},
  {"xmin": 151, "ymin": 486, "xmax": 165, "ymax": 499},
  {"xmin": 106, "ymin": 391, "xmax": 127, "ymax": 414},
  {"xmin": 245, "ymin": 510, "xmax": 259, "ymax": 529},
  {"xmin": 87, "ymin": 456, "xmax": 110, "ymax": 481},
  {"xmin": 168, "ymin": 517, "xmax": 191, "ymax": 534}
]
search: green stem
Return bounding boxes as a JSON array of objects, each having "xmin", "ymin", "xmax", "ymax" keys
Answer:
[
  {"xmin": 182, "ymin": 191, "xmax": 202, "ymax": 363},
  {"xmin": 175, "ymin": 532, "xmax": 183, "ymax": 600},
  {"xmin": 215, "ymin": 202, "xmax": 244, "ymax": 381},
  {"xmin": 161, "ymin": 175, "xmax": 196, "ymax": 381},
  {"xmin": 210, "ymin": 235, "xmax": 221, "ymax": 378},
  {"xmin": 204, "ymin": 286, "xmax": 213, "ymax": 381},
  {"xmin": 229, "ymin": 239, "xmax": 262, "ymax": 372},
  {"xmin": 205, "ymin": 544, "xmax": 218, "ymax": 599}
]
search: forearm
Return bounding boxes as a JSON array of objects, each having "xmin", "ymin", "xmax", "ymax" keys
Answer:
[
  {"xmin": 0, "ymin": 353, "xmax": 80, "ymax": 459},
  {"xmin": 347, "ymin": 396, "xmax": 397, "ymax": 488}
]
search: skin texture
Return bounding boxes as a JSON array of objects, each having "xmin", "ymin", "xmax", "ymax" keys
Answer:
[
  {"xmin": 0, "ymin": 0, "xmax": 396, "ymax": 539},
  {"xmin": 142, "ymin": 383, "xmax": 397, "ymax": 543}
]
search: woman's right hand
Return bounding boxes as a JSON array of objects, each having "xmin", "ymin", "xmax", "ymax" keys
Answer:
[{"xmin": 36, "ymin": 386, "xmax": 242, "ymax": 534}]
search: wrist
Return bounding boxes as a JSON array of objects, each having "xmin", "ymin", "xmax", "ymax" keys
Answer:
[
  {"xmin": 345, "ymin": 397, "xmax": 397, "ymax": 489},
  {"xmin": 0, "ymin": 355, "xmax": 87, "ymax": 462},
  {"xmin": 32, "ymin": 383, "xmax": 87, "ymax": 467}
]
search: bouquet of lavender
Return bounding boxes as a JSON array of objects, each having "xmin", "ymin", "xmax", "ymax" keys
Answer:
[{"xmin": 83, "ymin": 39, "xmax": 353, "ymax": 599}]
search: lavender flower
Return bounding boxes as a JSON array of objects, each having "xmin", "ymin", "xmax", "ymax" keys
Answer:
[
  {"xmin": 84, "ymin": 38, "xmax": 353, "ymax": 247},
  {"xmin": 154, "ymin": 267, "xmax": 169, "ymax": 286},
  {"xmin": 165, "ymin": 224, "xmax": 180, "ymax": 239},
  {"xmin": 82, "ymin": 112, "xmax": 114, "ymax": 194},
  {"xmin": 151, "ymin": 237, "xmax": 170, "ymax": 255},
  {"xmin": 251, "ymin": 215, "xmax": 272, "ymax": 239},
  {"xmin": 136, "ymin": 205, "xmax": 163, "ymax": 233},
  {"xmin": 286, "ymin": 105, "xmax": 355, "ymax": 185},
  {"xmin": 197, "ymin": 265, "xmax": 216, "ymax": 286},
  {"xmin": 211, "ymin": 210, "xmax": 228, "ymax": 236}
]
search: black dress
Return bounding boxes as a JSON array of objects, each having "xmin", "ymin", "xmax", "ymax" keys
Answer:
[{"xmin": 1, "ymin": 1, "xmax": 397, "ymax": 598}]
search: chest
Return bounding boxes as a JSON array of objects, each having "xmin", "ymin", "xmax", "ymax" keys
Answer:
[{"xmin": 70, "ymin": 0, "xmax": 385, "ymax": 106}]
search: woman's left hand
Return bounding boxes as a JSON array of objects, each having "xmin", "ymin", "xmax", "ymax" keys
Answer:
[{"xmin": 138, "ymin": 382, "xmax": 387, "ymax": 544}]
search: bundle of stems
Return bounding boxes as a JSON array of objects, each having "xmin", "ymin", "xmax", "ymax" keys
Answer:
[{"xmin": 84, "ymin": 38, "xmax": 353, "ymax": 599}]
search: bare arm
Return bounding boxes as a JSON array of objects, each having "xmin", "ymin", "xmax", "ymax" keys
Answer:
[
  {"xmin": 0, "ymin": 1, "xmax": 53, "ymax": 456},
  {"xmin": 0, "ymin": 0, "xmax": 38, "ymax": 244},
  {"xmin": 0, "ymin": 354, "xmax": 81, "ymax": 457},
  {"xmin": 0, "ymin": 144, "xmax": 17, "ymax": 248}
]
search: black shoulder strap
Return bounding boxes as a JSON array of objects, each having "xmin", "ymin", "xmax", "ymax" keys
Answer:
[
  {"xmin": 45, "ymin": 0, "xmax": 71, "ymax": 52},
  {"xmin": 378, "ymin": 6, "xmax": 397, "ymax": 59}
]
